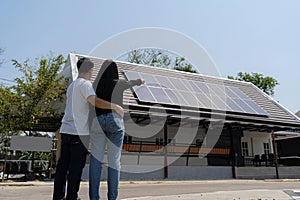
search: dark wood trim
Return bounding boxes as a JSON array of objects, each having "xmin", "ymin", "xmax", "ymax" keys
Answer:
[{"xmin": 163, "ymin": 122, "xmax": 168, "ymax": 179}]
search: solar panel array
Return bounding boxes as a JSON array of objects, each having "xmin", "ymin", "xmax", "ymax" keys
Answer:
[{"xmin": 124, "ymin": 70, "xmax": 268, "ymax": 116}]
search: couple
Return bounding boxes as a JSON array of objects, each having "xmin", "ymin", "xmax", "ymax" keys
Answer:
[{"xmin": 53, "ymin": 57, "xmax": 144, "ymax": 200}]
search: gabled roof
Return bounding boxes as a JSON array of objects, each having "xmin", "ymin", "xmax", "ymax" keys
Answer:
[
  {"xmin": 64, "ymin": 53, "xmax": 300, "ymax": 132},
  {"xmin": 296, "ymin": 110, "xmax": 300, "ymax": 118}
]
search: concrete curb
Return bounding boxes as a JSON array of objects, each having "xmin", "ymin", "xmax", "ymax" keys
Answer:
[
  {"xmin": 0, "ymin": 181, "xmax": 54, "ymax": 187},
  {"xmin": 0, "ymin": 179, "xmax": 299, "ymax": 187}
]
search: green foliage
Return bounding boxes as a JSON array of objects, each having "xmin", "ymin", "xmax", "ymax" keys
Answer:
[
  {"xmin": 127, "ymin": 49, "xmax": 171, "ymax": 67},
  {"xmin": 0, "ymin": 54, "xmax": 66, "ymax": 161},
  {"xmin": 228, "ymin": 72, "xmax": 279, "ymax": 96},
  {"xmin": 18, "ymin": 150, "xmax": 51, "ymax": 161},
  {"xmin": 125, "ymin": 49, "xmax": 197, "ymax": 73},
  {"xmin": 0, "ymin": 87, "xmax": 21, "ymax": 132},
  {"xmin": 173, "ymin": 57, "xmax": 197, "ymax": 73},
  {"xmin": 0, "ymin": 54, "xmax": 67, "ymax": 133}
]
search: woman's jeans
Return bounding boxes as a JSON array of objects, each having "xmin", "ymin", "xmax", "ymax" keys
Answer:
[{"xmin": 89, "ymin": 112, "xmax": 125, "ymax": 200}]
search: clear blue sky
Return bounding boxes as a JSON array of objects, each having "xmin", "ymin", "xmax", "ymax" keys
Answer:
[{"xmin": 1, "ymin": 0, "xmax": 299, "ymax": 113}]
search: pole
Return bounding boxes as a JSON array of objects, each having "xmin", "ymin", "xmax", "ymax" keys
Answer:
[
  {"xmin": 2, "ymin": 135, "xmax": 9, "ymax": 182},
  {"xmin": 2, "ymin": 145, "xmax": 8, "ymax": 182},
  {"xmin": 271, "ymin": 130, "xmax": 279, "ymax": 179},
  {"xmin": 229, "ymin": 127, "xmax": 236, "ymax": 178},
  {"xmin": 163, "ymin": 121, "xmax": 168, "ymax": 179}
]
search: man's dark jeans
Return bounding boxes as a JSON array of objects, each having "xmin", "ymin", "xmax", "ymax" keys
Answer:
[{"xmin": 53, "ymin": 133, "xmax": 88, "ymax": 200}]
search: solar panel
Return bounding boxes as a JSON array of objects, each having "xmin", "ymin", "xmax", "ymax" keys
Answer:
[
  {"xmin": 211, "ymin": 95, "xmax": 227, "ymax": 110},
  {"xmin": 244, "ymin": 100, "xmax": 268, "ymax": 115},
  {"xmin": 148, "ymin": 87, "xmax": 173, "ymax": 104},
  {"xmin": 123, "ymin": 70, "xmax": 141, "ymax": 80},
  {"xmin": 226, "ymin": 98, "xmax": 244, "ymax": 112},
  {"xmin": 181, "ymin": 91, "xmax": 200, "ymax": 107},
  {"xmin": 208, "ymin": 84, "xmax": 224, "ymax": 96},
  {"xmin": 233, "ymin": 98, "xmax": 256, "ymax": 114},
  {"xmin": 181, "ymin": 79, "xmax": 195, "ymax": 92},
  {"xmin": 195, "ymin": 93, "xmax": 213, "ymax": 108},
  {"xmin": 155, "ymin": 75, "xmax": 175, "ymax": 89},
  {"xmin": 189, "ymin": 81, "xmax": 202, "ymax": 93},
  {"xmin": 134, "ymin": 86, "xmax": 156, "ymax": 103},
  {"xmin": 169, "ymin": 77, "xmax": 189, "ymax": 91},
  {"xmin": 225, "ymin": 87, "xmax": 239, "ymax": 98},
  {"xmin": 229, "ymin": 87, "xmax": 249, "ymax": 99},
  {"xmin": 194, "ymin": 82, "xmax": 210, "ymax": 94},
  {"xmin": 165, "ymin": 89, "xmax": 188, "ymax": 106},
  {"xmin": 123, "ymin": 70, "xmax": 268, "ymax": 116},
  {"xmin": 140, "ymin": 73, "xmax": 157, "ymax": 84}
]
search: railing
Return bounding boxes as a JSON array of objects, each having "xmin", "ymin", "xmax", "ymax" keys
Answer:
[
  {"xmin": 121, "ymin": 142, "xmax": 231, "ymax": 166},
  {"xmin": 122, "ymin": 142, "xmax": 230, "ymax": 155},
  {"xmin": 0, "ymin": 159, "xmax": 49, "ymax": 179},
  {"xmin": 243, "ymin": 154, "xmax": 276, "ymax": 167}
]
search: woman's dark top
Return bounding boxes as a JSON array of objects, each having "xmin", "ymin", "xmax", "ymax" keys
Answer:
[
  {"xmin": 95, "ymin": 79, "xmax": 142, "ymax": 116},
  {"xmin": 93, "ymin": 59, "xmax": 142, "ymax": 116}
]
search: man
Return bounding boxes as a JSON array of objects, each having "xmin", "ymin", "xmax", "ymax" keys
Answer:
[{"xmin": 53, "ymin": 57, "xmax": 123, "ymax": 200}]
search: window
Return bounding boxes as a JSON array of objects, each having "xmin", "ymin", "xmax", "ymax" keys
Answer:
[
  {"xmin": 241, "ymin": 142, "xmax": 249, "ymax": 156},
  {"xmin": 123, "ymin": 135, "xmax": 132, "ymax": 144},
  {"xmin": 155, "ymin": 138, "xmax": 163, "ymax": 145},
  {"xmin": 263, "ymin": 142, "xmax": 270, "ymax": 155}
]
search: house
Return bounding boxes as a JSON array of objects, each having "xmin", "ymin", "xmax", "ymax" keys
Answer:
[{"xmin": 60, "ymin": 53, "xmax": 300, "ymax": 180}]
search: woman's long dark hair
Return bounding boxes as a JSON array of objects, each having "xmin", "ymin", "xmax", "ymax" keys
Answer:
[{"xmin": 93, "ymin": 60, "xmax": 119, "ymax": 100}]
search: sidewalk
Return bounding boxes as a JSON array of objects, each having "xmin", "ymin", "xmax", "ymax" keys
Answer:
[
  {"xmin": 0, "ymin": 180, "xmax": 299, "ymax": 200},
  {"xmin": 121, "ymin": 189, "xmax": 294, "ymax": 200}
]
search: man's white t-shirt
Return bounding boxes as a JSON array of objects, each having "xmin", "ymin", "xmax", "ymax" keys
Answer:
[{"xmin": 60, "ymin": 78, "xmax": 96, "ymax": 135}]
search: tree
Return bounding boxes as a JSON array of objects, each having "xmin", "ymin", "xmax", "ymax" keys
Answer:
[
  {"xmin": 0, "ymin": 54, "xmax": 67, "ymax": 165},
  {"xmin": 0, "ymin": 86, "xmax": 20, "ymax": 132},
  {"xmin": 126, "ymin": 49, "xmax": 171, "ymax": 68},
  {"xmin": 0, "ymin": 54, "xmax": 67, "ymax": 134},
  {"xmin": 125, "ymin": 49, "xmax": 197, "ymax": 73},
  {"xmin": 173, "ymin": 57, "xmax": 197, "ymax": 73},
  {"xmin": 228, "ymin": 72, "xmax": 279, "ymax": 96}
]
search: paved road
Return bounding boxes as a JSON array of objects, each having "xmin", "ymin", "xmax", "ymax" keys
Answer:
[{"xmin": 1, "ymin": 179, "xmax": 300, "ymax": 199}]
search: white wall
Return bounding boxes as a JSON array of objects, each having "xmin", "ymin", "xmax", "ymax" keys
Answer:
[
  {"xmin": 82, "ymin": 164, "xmax": 232, "ymax": 180},
  {"xmin": 241, "ymin": 131, "xmax": 273, "ymax": 156},
  {"xmin": 236, "ymin": 166, "xmax": 300, "ymax": 179}
]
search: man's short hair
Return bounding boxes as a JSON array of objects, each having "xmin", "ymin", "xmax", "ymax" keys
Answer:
[{"xmin": 77, "ymin": 57, "xmax": 94, "ymax": 73}]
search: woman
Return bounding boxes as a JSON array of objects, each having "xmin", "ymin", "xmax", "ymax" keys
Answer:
[{"xmin": 89, "ymin": 60, "xmax": 144, "ymax": 200}]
